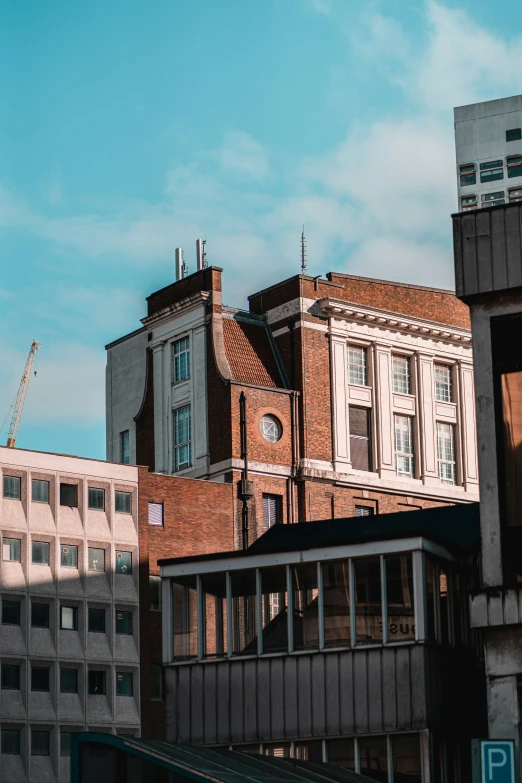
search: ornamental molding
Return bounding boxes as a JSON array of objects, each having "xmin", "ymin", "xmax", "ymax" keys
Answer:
[
  {"xmin": 141, "ymin": 291, "xmax": 210, "ymax": 329},
  {"xmin": 318, "ymin": 297, "xmax": 472, "ymax": 346}
]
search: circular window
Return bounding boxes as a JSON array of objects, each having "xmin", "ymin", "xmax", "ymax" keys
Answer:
[{"xmin": 260, "ymin": 414, "xmax": 282, "ymax": 443}]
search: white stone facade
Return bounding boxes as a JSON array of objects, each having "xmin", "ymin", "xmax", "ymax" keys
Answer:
[{"xmin": 0, "ymin": 447, "xmax": 140, "ymax": 783}]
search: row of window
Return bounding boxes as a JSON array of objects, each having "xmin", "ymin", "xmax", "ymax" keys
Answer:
[
  {"xmin": 2, "ymin": 539, "xmax": 133, "ymax": 572},
  {"xmin": 1, "ymin": 725, "xmax": 146, "ymax": 758},
  {"xmin": 1, "ymin": 664, "xmax": 133, "ymax": 696},
  {"xmin": 2, "ymin": 600, "xmax": 134, "ymax": 633},
  {"xmin": 459, "ymin": 154, "xmax": 522, "ymax": 186},
  {"xmin": 348, "ymin": 348, "xmax": 454, "ymax": 402},
  {"xmin": 2, "ymin": 478, "xmax": 132, "ymax": 513},
  {"xmin": 460, "ymin": 186, "xmax": 522, "ymax": 211}
]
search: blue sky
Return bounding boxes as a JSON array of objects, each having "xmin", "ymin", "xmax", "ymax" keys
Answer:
[{"xmin": 1, "ymin": 0, "xmax": 521, "ymax": 460}]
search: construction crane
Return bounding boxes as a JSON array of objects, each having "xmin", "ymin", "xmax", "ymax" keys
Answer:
[{"xmin": 6, "ymin": 340, "xmax": 41, "ymax": 448}]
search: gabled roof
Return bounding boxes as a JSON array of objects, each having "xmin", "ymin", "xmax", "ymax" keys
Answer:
[{"xmin": 222, "ymin": 313, "xmax": 285, "ymax": 388}]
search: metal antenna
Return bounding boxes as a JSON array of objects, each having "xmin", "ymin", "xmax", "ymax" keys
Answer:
[
  {"xmin": 182, "ymin": 250, "xmax": 188, "ymax": 278},
  {"xmin": 202, "ymin": 235, "xmax": 208, "ymax": 269},
  {"xmin": 301, "ymin": 225, "xmax": 307, "ymax": 275}
]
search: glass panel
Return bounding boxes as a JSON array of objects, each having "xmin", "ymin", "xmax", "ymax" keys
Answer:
[
  {"xmin": 61, "ymin": 545, "xmax": 78, "ymax": 568},
  {"xmin": 355, "ymin": 557, "xmax": 382, "ymax": 644},
  {"xmin": 439, "ymin": 567, "xmax": 451, "ymax": 645},
  {"xmin": 348, "ymin": 346, "xmax": 367, "ymax": 386},
  {"xmin": 426, "ymin": 556, "xmax": 437, "ymax": 641},
  {"xmin": 32, "ymin": 479, "xmax": 49, "ymax": 503},
  {"xmin": 88, "ymin": 488, "xmax": 105, "ymax": 511},
  {"xmin": 264, "ymin": 744, "xmax": 290, "ymax": 757},
  {"xmin": 437, "ymin": 422, "xmax": 456, "ymax": 484},
  {"xmin": 88, "ymin": 548, "xmax": 105, "ymax": 572},
  {"xmin": 32, "ymin": 541, "xmax": 49, "ymax": 565},
  {"xmin": 174, "ymin": 405, "xmax": 192, "ymax": 471},
  {"xmin": 116, "ymin": 672, "xmax": 133, "ymax": 696},
  {"xmin": 392, "ymin": 734, "xmax": 421, "ymax": 782},
  {"xmin": 392, "ymin": 355, "xmax": 411, "ymax": 394},
  {"xmin": 31, "ymin": 731, "xmax": 50, "ymax": 756},
  {"xmin": 386, "ymin": 554, "xmax": 415, "ymax": 641},
  {"xmin": 115, "ymin": 551, "xmax": 132, "ymax": 574},
  {"xmin": 88, "ymin": 670, "xmax": 106, "ymax": 694},
  {"xmin": 326, "ymin": 738, "xmax": 355, "ymax": 769},
  {"xmin": 150, "ymin": 665, "xmax": 163, "ymax": 701},
  {"xmin": 434, "ymin": 364, "xmax": 452, "ymax": 402},
  {"xmin": 60, "ymin": 483, "xmax": 78, "ymax": 507},
  {"xmin": 32, "ymin": 603, "xmax": 50, "ymax": 628},
  {"xmin": 260, "ymin": 566, "xmax": 288, "ymax": 653},
  {"xmin": 2, "ymin": 538, "xmax": 21, "ymax": 562},
  {"xmin": 2, "ymin": 600, "xmax": 21, "ymax": 625},
  {"xmin": 115, "ymin": 611, "xmax": 133, "ymax": 635},
  {"xmin": 61, "ymin": 606, "xmax": 77, "ymax": 630},
  {"xmin": 359, "ymin": 736, "xmax": 388, "ymax": 782},
  {"xmin": 173, "ymin": 578, "xmax": 198, "ymax": 660},
  {"xmin": 231, "ymin": 571, "xmax": 258, "ymax": 655},
  {"xmin": 88, "ymin": 608, "xmax": 106, "ymax": 633},
  {"xmin": 61, "ymin": 731, "xmax": 71, "ymax": 757},
  {"xmin": 173, "ymin": 336, "xmax": 190, "ymax": 382},
  {"xmin": 322, "ymin": 560, "xmax": 350, "ymax": 647},
  {"xmin": 394, "ymin": 416, "xmax": 414, "ymax": 477},
  {"xmin": 120, "ymin": 430, "xmax": 130, "ymax": 464},
  {"xmin": 115, "ymin": 491, "xmax": 132, "ymax": 514},
  {"xmin": 292, "ymin": 563, "xmax": 319, "ymax": 651},
  {"xmin": 350, "ymin": 406, "xmax": 371, "ymax": 472},
  {"xmin": 202, "ymin": 573, "xmax": 227, "ymax": 658},
  {"xmin": 3, "ymin": 475, "xmax": 21, "ymax": 499},
  {"xmin": 507, "ymin": 128, "xmax": 522, "ymax": 142},
  {"xmin": 480, "ymin": 160, "xmax": 503, "ymax": 170},
  {"xmin": 1, "ymin": 729, "xmax": 21, "ymax": 755},
  {"xmin": 355, "ymin": 506, "xmax": 373, "ymax": 517},
  {"xmin": 31, "ymin": 667, "xmax": 50, "ymax": 691},
  {"xmin": 2, "ymin": 664, "xmax": 21, "ymax": 689},
  {"xmin": 149, "ymin": 576, "xmax": 161, "ymax": 611},
  {"xmin": 460, "ymin": 173, "xmax": 476, "ymax": 186},
  {"xmin": 260, "ymin": 415, "xmax": 282, "ymax": 443},
  {"xmin": 60, "ymin": 668, "xmax": 78, "ymax": 693}
]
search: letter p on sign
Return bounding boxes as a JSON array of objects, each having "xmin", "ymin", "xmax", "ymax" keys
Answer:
[{"xmin": 480, "ymin": 741, "xmax": 515, "ymax": 783}]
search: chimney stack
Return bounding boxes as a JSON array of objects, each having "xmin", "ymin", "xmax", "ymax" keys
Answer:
[
  {"xmin": 175, "ymin": 248, "xmax": 184, "ymax": 281},
  {"xmin": 196, "ymin": 239, "xmax": 204, "ymax": 271}
]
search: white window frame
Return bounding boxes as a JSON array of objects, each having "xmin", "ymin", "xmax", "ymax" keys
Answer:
[
  {"xmin": 394, "ymin": 415, "xmax": 415, "ymax": 478},
  {"xmin": 437, "ymin": 422, "xmax": 457, "ymax": 485},
  {"xmin": 392, "ymin": 355, "xmax": 411, "ymax": 395},
  {"xmin": 172, "ymin": 336, "xmax": 191, "ymax": 384},
  {"xmin": 348, "ymin": 346, "xmax": 367, "ymax": 387},
  {"xmin": 434, "ymin": 364, "xmax": 453, "ymax": 403},
  {"xmin": 173, "ymin": 405, "xmax": 192, "ymax": 472}
]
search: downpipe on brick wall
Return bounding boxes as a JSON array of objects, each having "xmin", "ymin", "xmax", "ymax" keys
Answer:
[{"xmin": 239, "ymin": 391, "xmax": 253, "ymax": 549}]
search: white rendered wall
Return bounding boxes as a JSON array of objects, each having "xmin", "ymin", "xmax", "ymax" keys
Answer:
[{"xmin": 0, "ymin": 448, "xmax": 140, "ymax": 783}]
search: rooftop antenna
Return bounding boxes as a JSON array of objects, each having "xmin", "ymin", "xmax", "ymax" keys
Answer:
[
  {"xmin": 202, "ymin": 235, "xmax": 208, "ymax": 269},
  {"xmin": 182, "ymin": 249, "xmax": 188, "ymax": 278},
  {"xmin": 301, "ymin": 225, "xmax": 307, "ymax": 275}
]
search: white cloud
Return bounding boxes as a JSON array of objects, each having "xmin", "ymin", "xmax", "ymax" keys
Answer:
[{"xmin": 218, "ymin": 130, "xmax": 271, "ymax": 180}]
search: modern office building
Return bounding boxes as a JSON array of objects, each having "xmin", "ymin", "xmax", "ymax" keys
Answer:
[
  {"xmin": 159, "ymin": 503, "xmax": 486, "ymax": 783},
  {"xmin": 455, "ymin": 94, "xmax": 522, "ymax": 212},
  {"xmin": 106, "ymin": 262, "xmax": 478, "ymax": 550},
  {"xmin": 0, "ymin": 446, "xmax": 140, "ymax": 783},
  {"xmin": 452, "ymin": 171, "xmax": 522, "ymax": 762}
]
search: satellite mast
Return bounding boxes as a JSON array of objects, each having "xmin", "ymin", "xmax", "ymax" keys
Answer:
[{"xmin": 301, "ymin": 226, "xmax": 307, "ymax": 275}]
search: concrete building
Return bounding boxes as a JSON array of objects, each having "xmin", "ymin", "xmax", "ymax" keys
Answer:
[
  {"xmin": 159, "ymin": 503, "xmax": 486, "ymax": 782},
  {"xmin": 106, "ymin": 264, "xmax": 479, "ymax": 549},
  {"xmin": 452, "ymin": 181, "xmax": 522, "ymax": 762},
  {"xmin": 455, "ymin": 94, "xmax": 522, "ymax": 212},
  {"xmin": 0, "ymin": 446, "xmax": 140, "ymax": 783}
]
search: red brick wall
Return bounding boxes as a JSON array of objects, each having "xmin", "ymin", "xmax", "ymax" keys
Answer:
[
  {"xmin": 147, "ymin": 266, "xmax": 222, "ymax": 316},
  {"xmin": 138, "ymin": 468, "xmax": 234, "ymax": 739},
  {"xmin": 230, "ymin": 385, "xmax": 293, "ymax": 465},
  {"xmin": 207, "ymin": 324, "xmax": 233, "ymax": 466}
]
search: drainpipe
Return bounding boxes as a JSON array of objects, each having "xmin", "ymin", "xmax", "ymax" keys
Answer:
[{"xmin": 239, "ymin": 392, "xmax": 253, "ymax": 549}]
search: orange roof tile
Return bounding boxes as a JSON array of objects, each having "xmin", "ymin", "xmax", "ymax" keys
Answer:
[{"xmin": 223, "ymin": 317, "xmax": 283, "ymax": 388}]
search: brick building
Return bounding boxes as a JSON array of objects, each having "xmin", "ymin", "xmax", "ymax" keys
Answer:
[{"xmin": 106, "ymin": 263, "xmax": 479, "ymax": 548}]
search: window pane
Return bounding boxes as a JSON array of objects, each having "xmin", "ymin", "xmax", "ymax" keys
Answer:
[
  {"xmin": 31, "ymin": 730, "xmax": 50, "ymax": 756},
  {"xmin": 32, "ymin": 479, "xmax": 49, "ymax": 503},
  {"xmin": 355, "ymin": 506, "xmax": 373, "ymax": 517},
  {"xmin": 116, "ymin": 491, "xmax": 131, "ymax": 514},
  {"xmin": 31, "ymin": 666, "xmax": 50, "ymax": 691},
  {"xmin": 116, "ymin": 672, "xmax": 133, "ymax": 696},
  {"xmin": 88, "ymin": 547, "xmax": 105, "ymax": 572},
  {"xmin": 350, "ymin": 406, "xmax": 371, "ymax": 471},
  {"xmin": 174, "ymin": 406, "xmax": 192, "ymax": 471},
  {"xmin": 434, "ymin": 364, "xmax": 452, "ymax": 402},
  {"xmin": 120, "ymin": 430, "xmax": 130, "ymax": 465},
  {"xmin": 355, "ymin": 557, "xmax": 382, "ymax": 644},
  {"xmin": 88, "ymin": 488, "xmax": 105, "ymax": 511},
  {"xmin": 392, "ymin": 355, "xmax": 411, "ymax": 394},
  {"xmin": 394, "ymin": 415, "xmax": 414, "ymax": 477},
  {"xmin": 326, "ymin": 738, "xmax": 355, "ymax": 770},
  {"xmin": 359, "ymin": 736, "xmax": 388, "ymax": 782},
  {"xmin": 507, "ymin": 128, "xmax": 522, "ymax": 142},
  {"xmin": 150, "ymin": 665, "xmax": 163, "ymax": 701},
  {"xmin": 32, "ymin": 541, "xmax": 49, "ymax": 565},
  {"xmin": 148, "ymin": 502, "xmax": 163, "ymax": 526},
  {"xmin": 115, "ymin": 551, "xmax": 132, "ymax": 574},
  {"xmin": 60, "ymin": 668, "xmax": 78, "ymax": 693},
  {"xmin": 88, "ymin": 670, "xmax": 106, "ymax": 695},
  {"xmin": 262, "ymin": 494, "xmax": 282, "ymax": 530},
  {"xmin": 437, "ymin": 422, "xmax": 456, "ymax": 484},
  {"xmin": 61, "ymin": 731, "xmax": 71, "ymax": 757},
  {"xmin": 260, "ymin": 415, "xmax": 282, "ymax": 443},
  {"xmin": 292, "ymin": 563, "xmax": 319, "ymax": 651},
  {"xmin": 60, "ymin": 483, "xmax": 78, "ymax": 507},
  {"xmin": 149, "ymin": 576, "xmax": 161, "ymax": 611},
  {"xmin": 386, "ymin": 554, "xmax": 415, "ymax": 641},
  {"xmin": 173, "ymin": 578, "xmax": 199, "ymax": 660},
  {"xmin": 2, "ymin": 600, "xmax": 21, "ymax": 625},
  {"xmin": 2, "ymin": 664, "xmax": 21, "ymax": 690},
  {"xmin": 115, "ymin": 611, "xmax": 133, "ymax": 635},
  {"xmin": 61, "ymin": 606, "xmax": 77, "ymax": 631},
  {"xmin": 3, "ymin": 475, "xmax": 21, "ymax": 499},
  {"xmin": 322, "ymin": 560, "xmax": 350, "ymax": 647},
  {"xmin": 88, "ymin": 608, "xmax": 106, "ymax": 633},
  {"xmin": 61, "ymin": 545, "xmax": 78, "ymax": 568},
  {"xmin": 1, "ymin": 729, "xmax": 20, "ymax": 755},
  {"xmin": 392, "ymin": 734, "xmax": 422, "ymax": 783},
  {"xmin": 173, "ymin": 337, "xmax": 190, "ymax": 382},
  {"xmin": 31, "ymin": 603, "xmax": 50, "ymax": 628},
  {"xmin": 348, "ymin": 345, "xmax": 367, "ymax": 386},
  {"xmin": 260, "ymin": 567, "xmax": 287, "ymax": 654},
  {"xmin": 2, "ymin": 538, "xmax": 21, "ymax": 562},
  {"xmin": 202, "ymin": 573, "xmax": 228, "ymax": 658}
]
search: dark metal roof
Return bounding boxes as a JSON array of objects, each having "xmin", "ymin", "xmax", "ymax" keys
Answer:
[
  {"xmin": 71, "ymin": 734, "xmax": 373, "ymax": 782},
  {"xmin": 158, "ymin": 502, "xmax": 480, "ymax": 567}
]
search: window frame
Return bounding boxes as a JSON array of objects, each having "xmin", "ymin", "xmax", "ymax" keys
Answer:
[
  {"xmin": 88, "ymin": 487, "xmax": 105, "ymax": 511},
  {"xmin": 2, "ymin": 537, "xmax": 21, "ymax": 562},
  {"xmin": 172, "ymin": 335, "xmax": 191, "ymax": 383},
  {"xmin": 459, "ymin": 162, "xmax": 476, "ymax": 186},
  {"xmin": 31, "ymin": 540, "xmax": 50, "ymax": 565},
  {"xmin": 60, "ymin": 605, "xmax": 78, "ymax": 631},
  {"xmin": 88, "ymin": 669, "xmax": 106, "ymax": 696},
  {"xmin": 88, "ymin": 547, "xmax": 105, "ymax": 572},
  {"xmin": 1, "ymin": 728, "xmax": 21, "ymax": 756},
  {"xmin": 506, "ymin": 128, "xmax": 522, "ymax": 142},
  {"xmin": 115, "ymin": 550, "xmax": 132, "ymax": 575},
  {"xmin": 60, "ymin": 667, "xmax": 79, "ymax": 694},
  {"xmin": 115, "ymin": 610, "xmax": 133, "ymax": 635},
  {"xmin": 31, "ymin": 730, "xmax": 50, "ymax": 757},
  {"xmin": 60, "ymin": 483, "xmax": 78, "ymax": 508},
  {"xmin": 31, "ymin": 665, "xmax": 50, "ymax": 692},
  {"xmin": 1, "ymin": 663, "xmax": 21, "ymax": 690},
  {"xmin": 3, "ymin": 475, "xmax": 21, "ymax": 500},
  {"xmin": 260, "ymin": 415, "xmax": 282, "ymax": 443},
  {"xmin": 437, "ymin": 421, "xmax": 457, "ymax": 485},
  {"xmin": 392, "ymin": 355, "xmax": 411, "ymax": 395},
  {"xmin": 347, "ymin": 345, "xmax": 368, "ymax": 387},
  {"xmin": 115, "ymin": 491, "xmax": 132, "ymax": 515},
  {"xmin": 32, "ymin": 479, "xmax": 49, "ymax": 504},
  {"xmin": 88, "ymin": 607, "xmax": 106, "ymax": 634},
  {"xmin": 394, "ymin": 415, "xmax": 415, "ymax": 478},
  {"xmin": 2, "ymin": 600, "xmax": 21, "ymax": 625},
  {"xmin": 173, "ymin": 405, "xmax": 192, "ymax": 471},
  {"xmin": 31, "ymin": 602, "xmax": 50, "ymax": 629},
  {"xmin": 116, "ymin": 671, "xmax": 133, "ymax": 697},
  {"xmin": 434, "ymin": 363, "xmax": 453, "ymax": 403},
  {"xmin": 60, "ymin": 544, "xmax": 78, "ymax": 569}
]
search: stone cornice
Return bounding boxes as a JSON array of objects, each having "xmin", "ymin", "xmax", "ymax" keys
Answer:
[
  {"xmin": 141, "ymin": 291, "xmax": 210, "ymax": 329},
  {"xmin": 318, "ymin": 297, "xmax": 472, "ymax": 346}
]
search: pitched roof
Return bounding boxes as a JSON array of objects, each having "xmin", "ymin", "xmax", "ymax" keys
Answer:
[{"xmin": 222, "ymin": 314, "xmax": 284, "ymax": 388}]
